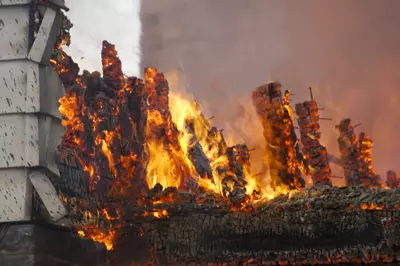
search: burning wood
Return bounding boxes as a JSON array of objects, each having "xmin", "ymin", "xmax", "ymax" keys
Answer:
[
  {"xmin": 53, "ymin": 30, "xmax": 261, "ymax": 248},
  {"xmin": 224, "ymin": 144, "xmax": 251, "ymax": 203},
  {"xmin": 252, "ymin": 83, "xmax": 305, "ymax": 191},
  {"xmin": 295, "ymin": 90, "xmax": 332, "ymax": 186}
]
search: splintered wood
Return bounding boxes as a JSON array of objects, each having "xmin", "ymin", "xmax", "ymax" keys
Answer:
[
  {"xmin": 295, "ymin": 95, "xmax": 332, "ymax": 186},
  {"xmin": 252, "ymin": 83, "xmax": 305, "ymax": 190}
]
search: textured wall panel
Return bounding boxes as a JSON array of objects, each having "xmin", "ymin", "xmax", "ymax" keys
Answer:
[
  {"xmin": 39, "ymin": 65, "xmax": 65, "ymax": 119},
  {"xmin": 28, "ymin": 170, "xmax": 67, "ymax": 222},
  {"xmin": 0, "ymin": 114, "xmax": 39, "ymax": 168},
  {"xmin": 38, "ymin": 115, "xmax": 64, "ymax": 175},
  {"xmin": 0, "ymin": 169, "xmax": 32, "ymax": 222},
  {"xmin": 0, "ymin": 60, "xmax": 40, "ymax": 114},
  {"xmin": 27, "ymin": 7, "xmax": 57, "ymax": 64},
  {"xmin": 0, "ymin": 0, "xmax": 31, "ymax": 5},
  {"xmin": 0, "ymin": 0, "xmax": 67, "ymax": 225},
  {"xmin": 0, "ymin": 5, "xmax": 29, "ymax": 60}
]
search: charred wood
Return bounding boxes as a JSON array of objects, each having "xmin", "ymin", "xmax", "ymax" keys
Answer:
[
  {"xmin": 357, "ymin": 132, "xmax": 383, "ymax": 188},
  {"xmin": 386, "ymin": 170, "xmax": 400, "ymax": 189},
  {"xmin": 111, "ymin": 186, "xmax": 400, "ymax": 265},
  {"xmin": 185, "ymin": 119, "xmax": 213, "ymax": 181},
  {"xmin": 336, "ymin": 119, "xmax": 361, "ymax": 186},
  {"xmin": 295, "ymin": 96, "xmax": 332, "ymax": 186},
  {"xmin": 336, "ymin": 119, "xmax": 383, "ymax": 188},
  {"xmin": 252, "ymin": 83, "xmax": 305, "ymax": 190}
]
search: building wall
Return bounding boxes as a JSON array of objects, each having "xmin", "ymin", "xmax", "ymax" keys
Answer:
[{"xmin": 0, "ymin": 0, "xmax": 67, "ymax": 223}]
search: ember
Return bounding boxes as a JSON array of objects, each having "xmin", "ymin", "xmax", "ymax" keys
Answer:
[{"xmin": 50, "ymin": 11, "xmax": 400, "ymax": 265}]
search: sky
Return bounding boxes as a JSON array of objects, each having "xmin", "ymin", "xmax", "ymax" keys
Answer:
[
  {"xmin": 64, "ymin": 0, "xmax": 400, "ymax": 182},
  {"xmin": 64, "ymin": 0, "xmax": 142, "ymax": 76}
]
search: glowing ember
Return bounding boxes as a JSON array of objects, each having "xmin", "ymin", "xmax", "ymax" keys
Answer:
[{"xmin": 360, "ymin": 203, "xmax": 383, "ymax": 210}]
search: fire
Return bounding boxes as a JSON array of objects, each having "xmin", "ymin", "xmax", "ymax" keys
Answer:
[
  {"xmin": 100, "ymin": 131, "xmax": 117, "ymax": 177},
  {"xmin": 76, "ymin": 227, "xmax": 115, "ymax": 251},
  {"xmin": 146, "ymin": 140, "xmax": 182, "ymax": 188},
  {"xmin": 83, "ymin": 227, "xmax": 116, "ymax": 251},
  {"xmin": 360, "ymin": 203, "xmax": 383, "ymax": 210},
  {"xmin": 169, "ymin": 92, "xmax": 226, "ymax": 194},
  {"xmin": 51, "ymin": 19, "xmax": 399, "ymax": 250},
  {"xmin": 143, "ymin": 68, "xmax": 194, "ymax": 190},
  {"xmin": 153, "ymin": 209, "xmax": 169, "ymax": 218}
]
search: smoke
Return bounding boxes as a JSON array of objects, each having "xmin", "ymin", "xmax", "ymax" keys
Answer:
[{"xmin": 140, "ymin": 0, "xmax": 400, "ymax": 183}]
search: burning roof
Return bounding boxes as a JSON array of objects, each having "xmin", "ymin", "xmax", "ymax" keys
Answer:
[{"xmin": 49, "ymin": 11, "xmax": 400, "ymax": 261}]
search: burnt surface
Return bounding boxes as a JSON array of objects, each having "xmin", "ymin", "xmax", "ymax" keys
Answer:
[
  {"xmin": 0, "ymin": 223, "xmax": 107, "ymax": 266},
  {"xmin": 111, "ymin": 208, "xmax": 399, "ymax": 265},
  {"xmin": 202, "ymin": 217, "xmax": 383, "ymax": 252},
  {"xmin": 109, "ymin": 226, "xmax": 152, "ymax": 266},
  {"xmin": 58, "ymin": 161, "xmax": 89, "ymax": 198},
  {"xmin": 110, "ymin": 186, "xmax": 400, "ymax": 265},
  {"xmin": 142, "ymin": 209, "xmax": 400, "ymax": 265}
]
